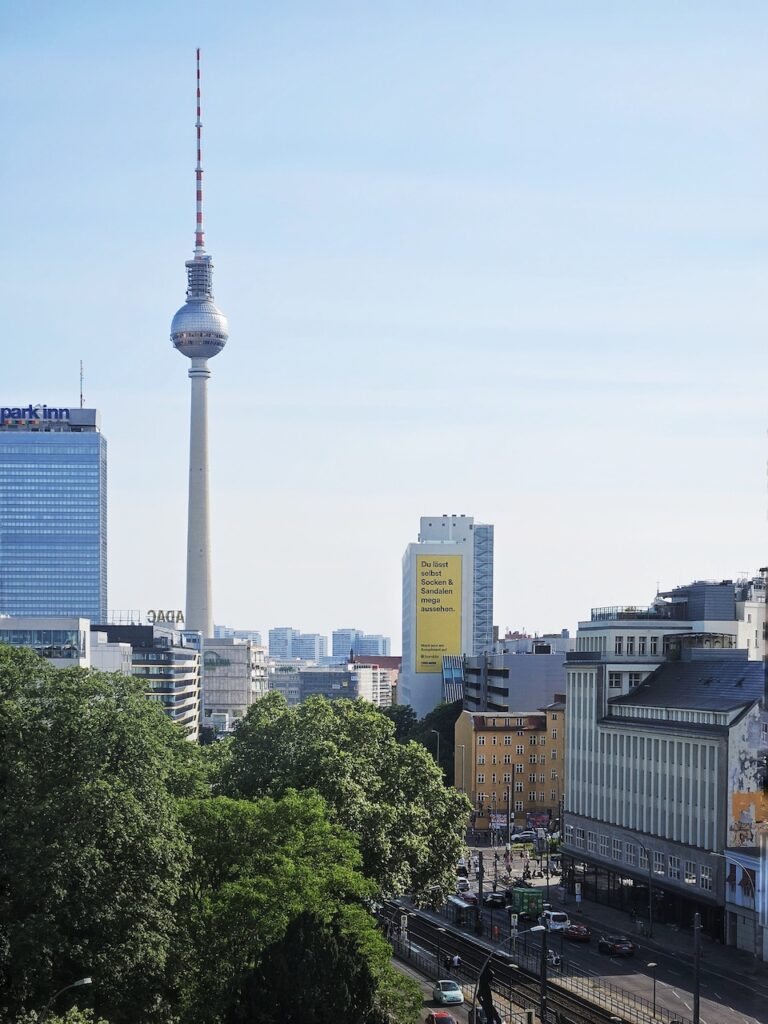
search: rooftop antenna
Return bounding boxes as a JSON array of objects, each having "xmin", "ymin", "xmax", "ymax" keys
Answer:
[
  {"xmin": 79, "ymin": 360, "xmax": 84, "ymax": 408},
  {"xmin": 195, "ymin": 47, "xmax": 205, "ymax": 256}
]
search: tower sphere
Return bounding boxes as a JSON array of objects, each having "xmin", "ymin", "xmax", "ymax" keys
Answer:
[{"xmin": 171, "ymin": 295, "xmax": 229, "ymax": 360}]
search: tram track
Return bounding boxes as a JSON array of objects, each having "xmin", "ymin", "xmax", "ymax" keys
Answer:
[{"xmin": 385, "ymin": 902, "xmax": 649, "ymax": 1024}]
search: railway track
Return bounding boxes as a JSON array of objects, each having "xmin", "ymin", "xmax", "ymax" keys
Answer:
[{"xmin": 384, "ymin": 902, "xmax": 642, "ymax": 1024}]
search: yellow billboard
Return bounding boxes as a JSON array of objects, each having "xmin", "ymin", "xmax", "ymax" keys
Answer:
[{"xmin": 416, "ymin": 555, "xmax": 462, "ymax": 673}]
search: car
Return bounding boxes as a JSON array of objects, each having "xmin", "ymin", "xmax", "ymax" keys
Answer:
[
  {"xmin": 456, "ymin": 877, "xmax": 470, "ymax": 892},
  {"xmin": 598, "ymin": 934, "xmax": 637, "ymax": 957},
  {"xmin": 511, "ymin": 832, "xmax": 537, "ymax": 844},
  {"xmin": 432, "ymin": 980, "xmax": 464, "ymax": 1006},
  {"xmin": 459, "ymin": 890, "xmax": 478, "ymax": 904},
  {"xmin": 563, "ymin": 923, "xmax": 592, "ymax": 942},
  {"xmin": 426, "ymin": 1012, "xmax": 458, "ymax": 1024},
  {"xmin": 483, "ymin": 892, "xmax": 507, "ymax": 908},
  {"xmin": 540, "ymin": 910, "xmax": 570, "ymax": 931}
]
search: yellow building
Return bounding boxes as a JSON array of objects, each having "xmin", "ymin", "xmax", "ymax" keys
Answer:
[{"xmin": 454, "ymin": 697, "xmax": 565, "ymax": 835}]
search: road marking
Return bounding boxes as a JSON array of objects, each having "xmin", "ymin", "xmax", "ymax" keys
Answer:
[
  {"xmin": 667, "ymin": 969, "xmax": 681, "ymax": 976},
  {"xmin": 683, "ymin": 1002, "xmax": 692, "ymax": 1011},
  {"xmin": 713, "ymin": 991, "xmax": 722, "ymax": 999},
  {"xmin": 673, "ymin": 991, "xmax": 682, "ymax": 1000}
]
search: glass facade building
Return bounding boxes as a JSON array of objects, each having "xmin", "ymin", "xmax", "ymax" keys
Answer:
[{"xmin": 0, "ymin": 407, "xmax": 107, "ymax": 620}]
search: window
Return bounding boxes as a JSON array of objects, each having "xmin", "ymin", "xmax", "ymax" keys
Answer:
[
  {"xmin": 528, "ymin": 790, "xmax": 536, "ymax": 801},
  {"xmin": 504, "ymin": 735, "xmax": 512, "ymax": 745},
  {"xmin": 552, "ymin": 713, "xmax": 558, "ymax": 721},
  {"xmin": 503, "ymin": 754, "xmax": 512, "ymax": 764},
  {"xmin": 515, "ymin": 763, "xmax": 523, "ymax": 774},
  {"xmin": 600, "ymin": 835, "xmax": 609, "ymax": 857},
  {"xmin": 477, "ymin": 754, "xmax": 485, "ymax": 765},
  {"xmin": 700, "ymin": 866, "xmax": 712, "ymax": 892},
  {"xmin": 529, "ymin": 755, "xmax": 537, "ymax": 764},
  {"xmin": 639, "ymin": 847, "xmax": 649, "ymax": 871},
  {"xmin": 516, "ymin": 744, "xmax": 524, "ymax": 755},
  {"xmin": 612, "ymin": 839, "xmax": 622, "ymax": 861},
  {"xmin": 503, "ymin": 772, "xmax": 511, "ymax": 783},
  {"xmin": 477, "ymin": 774, "xmax": 485, "ymax": 784},
  {"xmin": 608, "ymin": 672, "xmax": 622, "ymax": 688},
  {"xmin": 538, "ymin": 791, "xmax": 545, "ymax": 802},
  {"xmin": 565, "ymin": 824, "xmax": 574, "ymax": 844},
  {"xmin": 529, "ymin": 773, "xmax": 537, "ymax": 783},
  {"xmin": 551, "ymin": 768, "xmax": 558, "ymax": 779},
  {"xmin": 650, "ymin": 636, "xmax": 658, "ymax": 656},
  {"xmin": 515, "ymin": 800, "xmax": 524, "ymax": 812},
  {"xmin": 539, "ymin": 736, "xmax": 546, "ymax": 745},
  {"xmin": 492, "ymin": 736, "xmax": 497, "ymax": 745},
  {"xmin": 515, "ymin": 781, "xmax": 523, "ymax": 793},
  {"xmin": 550, "ymin": 790, "xmax": 557, "ymax": 801},
  {"xmin": 529, "ymin": 736, "xmax": 538, "ymax": 746},
  {"xmin": 587, "ymin": 831, "xmax": 597, "ymax": 853},
  {"xmin": 516, "ymin": 717, "xmax": 525, "ymax": 726},
  {"xmin": 684, "ymin": 861, "xmax": 696, "ymax": 884},
  {"xmin": 551, "ymin": 750, "xmax": 558, "ymax": 760},
  {"xmin": 668, "ymin": 856, "xmax": 680, "ymax": 880},
  {"xmin": 638, "ymin": 636, "xmax": 647, "ymax": 656},
  {"xmin": 614, "ymin": 636, "xmax": 623, "ymax": 655},
  {"xmin": 491, "ymin": 755, "xmax": 497, "ymax": 765},
  {"xmin": 654, "ymin": 852, "xmax": 665, "ymax": 875},
  {"xmin": 477, "ymin": 736, "xmax": 485, "ymax": 746},
  {"xmin": 517, "ymin": 731, "xmax": 524, "ymax": 737},
  {"xmin": 629, "ymin": 672, "xmax": 641, "ymax": 688},
  {"xmin": 491, "ymin": 773, "xmax": 497, "ymax": 783},
  {"xmin": 539, "ymin": 773, "xmax": 546, "ymax": 783},
  {"xmin": 626, "ymin": 636, "xmax": 635, "ymax": 656},
  {"xmin": 575, "ymin": 827, "xmax": 585, "ymax": 848},
  {"xmin": 625, "ymin": 843, "xmax": 637, "ymax": 866},
  {"xmin": 551, "ymin": 728, "xmax": 558, "ymax": 739}
]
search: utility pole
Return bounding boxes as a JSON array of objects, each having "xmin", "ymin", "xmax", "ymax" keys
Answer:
[
  {"xmin": 539, "ymin": 922, "xmax": 549, "ymax": 1023},
  {"xmin": 476, "ymin": 851, "xmax": 485, "ymax": 934},
  {"xmin": 693, "ymin": 912, "xmax": 701, "ymax": 1024},
  {"xmin": 507, "ymin": 785, "xmax": 512, "ymax": 846}
]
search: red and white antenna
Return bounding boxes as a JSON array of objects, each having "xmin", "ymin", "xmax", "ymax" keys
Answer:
[{"xmin": 195, "ymin": 47, "xmax": 205, "ymax": 256}]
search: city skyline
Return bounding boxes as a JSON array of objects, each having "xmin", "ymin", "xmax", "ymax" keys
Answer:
[{"xmin": 3, "ymin": 3, "xmax": 768, "ymax": 640}]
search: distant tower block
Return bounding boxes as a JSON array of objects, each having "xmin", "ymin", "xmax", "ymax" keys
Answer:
[{"xmin": 170, "ymin": 49, "xmax": 229, "ymax": 637}]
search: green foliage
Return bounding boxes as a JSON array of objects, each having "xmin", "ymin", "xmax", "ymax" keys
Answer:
[
  {"xmin": 15, "ymin": 1010, "xmax": 110, "ymax": 1024},
  {"xmin": 378, "ymin": 703, "xmax": 417, "ymax": 743},
  {"xmin": 0, "ymin": 647, "xmax": 192, "ymax": 1023},
  {"xmin": 407, "ymin": 699, "xmax": 464, "ymax": 782},
  {"xmin": 172, "ymin": 792, "xmax": 375, "ymax": 1023},
  {"xmin": 218, "ymin": 692, "xmax": 471, "ymax": 900}
]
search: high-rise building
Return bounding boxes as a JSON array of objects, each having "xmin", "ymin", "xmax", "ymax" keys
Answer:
[
  {"xmin": 268, "ymin": 626, "xmax": 328, "ymax": 661},
  {"xmin": 399, "ymin": 514, "xmax": 494, "ymax": 717},
  {"xmin": 214, "ymin": 624, "xmax": 263, "ymax": 644},
  {"xmin": 170, "ymin": 50, "xmax": 229, "ymax": 638},
  {"xmin": 332, "ymin": 628, "xmax": 391, "ymax": 659},
  {"xmin": 202, "ymin": 637, "xmax": 267, "ymax": 733},
  {"xmin": 0, "ymin": 406, "xmax": 107, "ymax": 620}
]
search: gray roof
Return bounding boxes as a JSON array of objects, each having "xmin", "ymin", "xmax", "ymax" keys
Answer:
[{"xmin": 609, "ymin": 657, "xmax": 763, "ymax": 713}]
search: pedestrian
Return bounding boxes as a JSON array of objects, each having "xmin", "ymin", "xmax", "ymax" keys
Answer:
[{"xmin": 451, "ymin": 952, "xmax": 462, "ymax": 971}]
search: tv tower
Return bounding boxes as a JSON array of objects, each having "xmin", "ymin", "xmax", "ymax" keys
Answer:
[{"xmin": 170, "ymin": 49, "xmax": 228, "ymax": 637}]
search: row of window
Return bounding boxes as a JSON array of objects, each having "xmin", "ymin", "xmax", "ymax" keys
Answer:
[
  {"xmin": 477, "ymin": 734, "xmax": 551, "ymax": 746},
  {"xmin": 477, "ymin": 772, "xmax": 551, "ymax": 784},
  {"xmin": 568, "ymin": 827, "xmax": 713, "ymax": 891},
  {"xmin": 608, "ymin": 672, "xmax": 642, "ymax": 688},
  {"xmin": 478, "ymin": 793, "xmax": 557, "ymax": 809},
  {"xmin": 477, "ymin": 752, "xmax": 557, "ymax": 765}
]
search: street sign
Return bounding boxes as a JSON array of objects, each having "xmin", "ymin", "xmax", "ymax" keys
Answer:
[
  {"xmin": 509, "ymin": 912, "xmax": 518, "ymax": 928},
  {"xmin": 575, "ymin": 882, "xmax": 582, "ymax": 904},
  {"xmin": 400, "ymin": 914, "xmax": 408, "ymax": 933}
]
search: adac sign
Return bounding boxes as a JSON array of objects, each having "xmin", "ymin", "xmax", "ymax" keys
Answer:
[
  {"xmin": 1, "ymin": 404, "xmax": 71, "ymax": 421},
  {"xmin": 147, "ymin": 609, "xmax": 185, "ymax": 624}
]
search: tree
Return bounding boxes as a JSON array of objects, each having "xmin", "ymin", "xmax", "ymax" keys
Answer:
[
  {"xmin": 171, "ymin": 792, "xmax": 385, "ymax": 1023},
  {"xmin": 217, "ymin": 693, "xmax": 471, "ymax": 900},
  {"xmin": 0, "ymin": 647, "xmax": 199, "ymax": 1023},
  {"xmin": 378, "ymin": 703, "xmax": 417, "ymax": 743},
  {"xmin": 408, "ymin": 699, "xmax": 464, "ymax": 783}
]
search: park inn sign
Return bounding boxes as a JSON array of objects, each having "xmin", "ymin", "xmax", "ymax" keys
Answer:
[{"xmin": 1, "ymin": 404, "xmax": 72, "ymax": 421}]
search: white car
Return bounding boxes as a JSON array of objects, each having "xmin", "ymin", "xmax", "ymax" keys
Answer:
[
  {"xmin": 456, "ymin": 877, "xmax": 470, "ymax": 893},
  {"xmin": 540, "ymin": 910, "xmax": 570, "ymax": 931},
  {"xmin": 432, "ymin": 980, "xmax": 464, "ymax": 1006}
]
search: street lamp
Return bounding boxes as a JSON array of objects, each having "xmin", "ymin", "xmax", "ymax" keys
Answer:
[
  {"xmin": 431, "ymin": 729, "xmax": 441, "ymax": 774},
  {"xmin": 435, "ymin": 925, "xmax": 446, "ymax": 975},
  {"xmin": 458, "ymin": 743, "xmax": 466, "ymax": 792},
  {"xmin": 634, "ymin": 837, "xmax": 654, "ymax": 938},
  {"xmin": 647, "ymin": 962, "xmax": 658, "ymax": 1018},
  {"xmin": 40, "ymin": 977, "xmax": 93, "ymax": 1022},
  {"xmin": 471, "ymin": 924, "xmax": 543, "ymax": 1022}
]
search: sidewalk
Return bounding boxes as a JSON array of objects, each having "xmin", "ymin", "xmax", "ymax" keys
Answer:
[{"xmin": 464, "ymin": 842, "xmax": 767, "ymax": 982}]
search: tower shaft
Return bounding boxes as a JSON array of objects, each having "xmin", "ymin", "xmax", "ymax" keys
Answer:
[{"xmin": 185, "ymin": 359, "xmax": 212, "ymax": 636}]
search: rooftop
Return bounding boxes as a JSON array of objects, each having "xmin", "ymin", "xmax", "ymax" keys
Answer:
[{"xmin": 608, "ymin": 654, "xmax": 763, "ymax": 713}]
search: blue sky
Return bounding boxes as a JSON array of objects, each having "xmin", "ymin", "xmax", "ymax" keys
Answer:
[{"xmin": 3, "ymin": 2, "xmax": 768, "ymax": 643}]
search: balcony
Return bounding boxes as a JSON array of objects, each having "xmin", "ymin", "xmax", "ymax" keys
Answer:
[{"xmin": 590, "ymin": 605, "xmax": 674, "ymax": 622}]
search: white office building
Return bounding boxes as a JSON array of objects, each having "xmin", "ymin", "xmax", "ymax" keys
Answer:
[
  {"xmin": 202, "ymin": 637, "xmax": 267, "ymax": 733},
  {"xmin": 399, "ymin": 514, "xmax": 494, "ymax": 717}
]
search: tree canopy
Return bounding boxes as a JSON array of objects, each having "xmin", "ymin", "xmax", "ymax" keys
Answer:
[{"xmin": 217, "ymin": 692, "xmax": 471, "ymax": 900}]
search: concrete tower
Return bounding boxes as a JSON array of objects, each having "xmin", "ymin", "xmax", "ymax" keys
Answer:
[{"xmin": 170, "ymin": 50, "xmax": 228, "ymax": 637}]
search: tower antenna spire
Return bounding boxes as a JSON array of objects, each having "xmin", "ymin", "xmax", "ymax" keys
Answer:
[
  {"xmin": 195, "ymin": 47, "xmax": 205, "ymax": 256},
  {"xmin": 79, "ymin": 360, "xmax": 84, "ymax": 408}
]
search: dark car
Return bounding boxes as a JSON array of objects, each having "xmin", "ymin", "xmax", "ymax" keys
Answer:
[
  {"xmin": 598, "ymin": 934, "xmax": 637, "ymax": 957},
  {"xmin": 563, "ymin": 923, "xmax": 591, "ymax": 942},
  {"xmin": 483, "ymin": 892, "xmax": 507, "ymax": 908}
]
